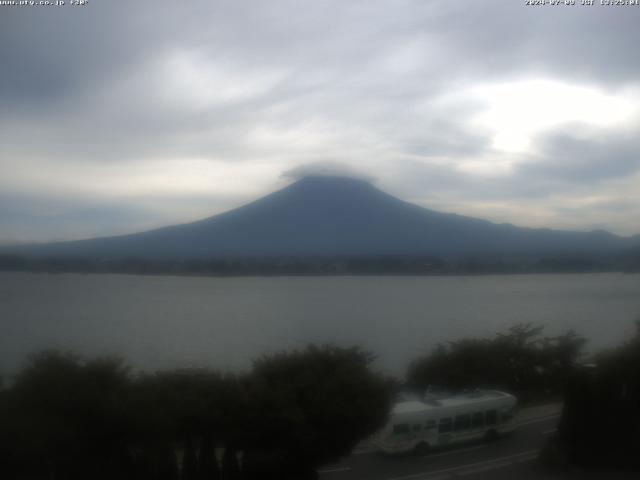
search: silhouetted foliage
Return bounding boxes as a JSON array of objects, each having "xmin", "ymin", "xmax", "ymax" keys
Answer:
[
  {"xmin": 196, "ymin": 433, "xmax": 219, "ymax": 480},
  {"xmin": 126, "ymin": 369, "xmax": 245, "ymax": 480},
  {"xmin": 243, "ymin": 345, "xmax": 393, "ymax": 479},
  {"xmin": 239, "ymin": 346, "xmax": 391, "ymax": 479},
  {"xmin": 220, "ymin": 444, "xmax": 241, "ymax": 480},
  {"xmin": 3, "ymin": 351, "xmax": 132, "ymax": 480},
  {"xmin": 549, "ymin": 320, "xmax": 640, "ymax": 468},
  {"xmin": 407, "ymin": 323, "xmax": 586, "ymax": 402},
  {"xmin": 0, "ymin": 345, "xmax": 391, "ymax": 479}
]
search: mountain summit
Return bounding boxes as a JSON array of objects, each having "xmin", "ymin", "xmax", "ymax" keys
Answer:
[{"xmin": 5, "ymin": 176, "xmax": 636, "ymax": 259}]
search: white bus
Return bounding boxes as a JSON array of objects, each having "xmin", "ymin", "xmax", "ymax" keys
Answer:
[{"xmin": 372, "ymin": 390, "xmax": 517, "ymax": 455}]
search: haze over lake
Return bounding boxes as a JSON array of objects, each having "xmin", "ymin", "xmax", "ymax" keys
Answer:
[{"xmin": 1, "ymin": 272, "xmax": 639, "ymax": 378}]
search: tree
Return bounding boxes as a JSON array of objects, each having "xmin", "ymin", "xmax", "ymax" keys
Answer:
[
  {"xmin": 6, "ymin": 350, "xmax": 132, "ymax": 480},
  {"xmin": 2, "ymin": 344, "xmax": 391, "ymax": 479},
  {"xmin": 128, "ymin": 369, "xmax": 232, "ymax": 480},
  {"xmin": 243, "ymin": 345, "xmax": 392, "ymax": 479},
  {"xmin": 550, "ymin": 321, "xmax": 640, "ymax": 468},
  {"xmin": 407, "ymin": 323, "xmax": 586, "ymax": 402}
]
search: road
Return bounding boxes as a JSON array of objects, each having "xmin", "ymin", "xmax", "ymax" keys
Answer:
[{"xmin": 318, "ymin": 404, "xmax": 565, "ymax": 480}]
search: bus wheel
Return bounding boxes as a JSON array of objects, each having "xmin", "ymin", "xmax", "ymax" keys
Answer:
[
  {"xmin": 484, "ymin": 429, "xmax": 498, "ymax": 442},
  {"xmin": 414, "ymin": 442, "xmax": 430, "ymax": 456}
]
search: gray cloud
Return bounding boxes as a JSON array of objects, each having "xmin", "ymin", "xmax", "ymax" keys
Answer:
[
  {"xmin": 1, "ymin": 0, "xmax": 640, "ymax": 242},
  {"xmin": 282, "ymin": 161, "xmax": 376, "ymax": 183},
  {"xmin": 521, "ymin": 130, "xmax": 640, "ymax": 183}
]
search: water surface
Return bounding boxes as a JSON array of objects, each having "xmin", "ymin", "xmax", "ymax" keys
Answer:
[{"xmin": 1, "ymin": 272, "xmax": 638, "ymax": 377}]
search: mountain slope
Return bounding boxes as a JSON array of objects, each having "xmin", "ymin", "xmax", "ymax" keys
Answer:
[{"xmin": 5, "ymin": 176, "xmax": 636, "ymax": 259}]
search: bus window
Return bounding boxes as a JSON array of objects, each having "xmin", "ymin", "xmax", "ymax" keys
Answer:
[
  {"xmin": 439, "ymin": 418, "xmax": 452, "ymax": 434},
  {"xmin": 454, "ymin": 414, "xmax": 471, "ymax": 431},
  {"xmin": 425, "ymin": 420, "xmax": 436, "ymax": 430},
  {"xmin": 393, "ymin": 424, "xmax": 409, "ymax": 435},
  {"xmin": 486, "ymin": 410, "xmax": 497, "ymax": 426},
  {"xmin": 501, "ymin": 411, "xmax": 514, "ymax": 423},
  {"xmin": 472, "ymin": 412, "xmax": 484, "ymax": 428}
]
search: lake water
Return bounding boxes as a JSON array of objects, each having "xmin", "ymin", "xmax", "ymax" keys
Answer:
[{"xmin": 1, "ymin": 272, "xmax": 639, "ymax": 378}]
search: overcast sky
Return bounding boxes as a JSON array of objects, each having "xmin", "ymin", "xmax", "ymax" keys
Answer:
[{"xmin": 1, "ymin": 0, "xmax": 639, "ymax": 244}]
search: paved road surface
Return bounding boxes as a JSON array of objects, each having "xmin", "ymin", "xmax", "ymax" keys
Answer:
[{"xmin": 317, "ymin": 404, "xmax": 573, "ymax": 480}]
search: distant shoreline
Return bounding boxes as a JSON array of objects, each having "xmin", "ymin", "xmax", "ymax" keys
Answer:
[
  {"xmin": 2, "ymin": 251, "xmax": 639, "ymax": 277},
  {"xmin": 1, "ymin": 267, "xmax": 637, "ymax": 278}
]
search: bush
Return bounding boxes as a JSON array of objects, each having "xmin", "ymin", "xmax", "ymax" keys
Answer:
[
  {"xmin": 0, "ymin": 345, "xmax": 392, "ymax": 479},
  {"xmin": 243, "ymin": 345, "xmax": 393, "ymax": 478},
  {"xmin": 4, "ymin": 351, "xmax": 132, "ymax": 479},
  {"xmin": 407, "ymin": 323, "xmax": 586, "ymax": 402},
  {"xmin": 554, "ymin": 321, "xmax": 640, "ymax": 468}
]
